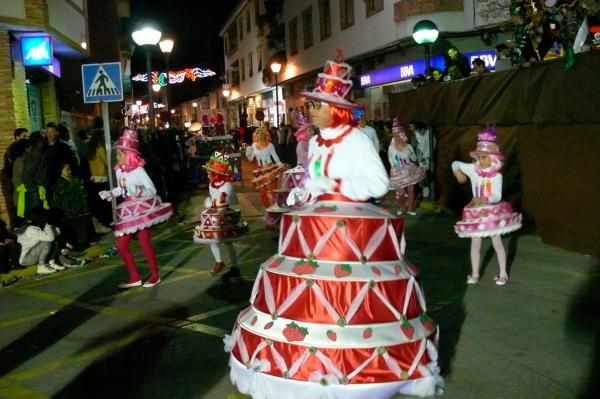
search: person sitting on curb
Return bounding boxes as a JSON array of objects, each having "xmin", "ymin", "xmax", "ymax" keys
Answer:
[{"xmin": 16, "ymin": 207, "xmax": 61, "ymax": 275}]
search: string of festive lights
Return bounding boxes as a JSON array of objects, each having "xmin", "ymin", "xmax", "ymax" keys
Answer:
[{"xmin": 131, "ymin": 67, "xmax": 216, "ymax": 86}]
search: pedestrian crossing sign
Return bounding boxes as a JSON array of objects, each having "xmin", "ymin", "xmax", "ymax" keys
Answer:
[{"xmin": 81, "ymin": 62, "xmax": 123, "ymax": 103}]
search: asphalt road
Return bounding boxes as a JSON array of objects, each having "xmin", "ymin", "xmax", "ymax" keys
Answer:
[{"xmin": 0, "ymin": 191, "xmax": 597, "ymax": 399}]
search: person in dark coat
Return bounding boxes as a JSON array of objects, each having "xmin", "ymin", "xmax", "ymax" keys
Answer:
[
  {"xmin": 21, "ymin": 132, "xmax": 48, "ymax": 218},
  {"xmin": 442, "ymin": 46, "xmax": 471, "ymax": 81},
  {"xmin": 45, "ymin": 122, "xmax": 77, "ymax": 194}
]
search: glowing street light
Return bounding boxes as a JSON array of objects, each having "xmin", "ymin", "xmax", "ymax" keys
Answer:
[
  {"xmin": 132, "ymin": 25, "xmax": 162, "ymax": 129},
  {"xmin": 270, "ymin": 61, "xmax": 282, "ymax": 127}
]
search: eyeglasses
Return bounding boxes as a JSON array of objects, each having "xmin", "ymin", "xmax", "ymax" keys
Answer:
[{"xmin": 305, "ymin": 100, "xmax": 324, "ymax": 110}]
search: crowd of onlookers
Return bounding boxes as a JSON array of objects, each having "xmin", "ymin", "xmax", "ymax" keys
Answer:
[{"xmin": 1, "ymin": 119, "xmax": 195, "ymax": 280}]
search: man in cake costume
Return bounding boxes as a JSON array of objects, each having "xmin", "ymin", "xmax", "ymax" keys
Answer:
[
  {"xmin": 452, "ymin": 126, "xmax": 522, "ymax": 285},
  {"xmin": 193, "ymin": 152, "xmax": 248, "ymax": 277},
  {"xmin": 224, "ymin": 49, "xmax": 443, "ymax": 398},
  {"xmin": 245, "ymin": 121, "xmax": 287, "ymax": 208},
  {"xmin": 99, "ymin": 128, "xmax": 173, "ymax": 288},
  {"xmin": 388, "ymin": 118, "xmax": 426, "ymax": 216}
]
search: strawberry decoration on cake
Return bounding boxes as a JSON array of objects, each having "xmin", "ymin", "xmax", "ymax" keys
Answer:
[
  {"xmin": 282, "ymin": 322, "xmax": 309, "ymax": 342},
  {"xmin": 401, "ymin": 320, "xmax": 414, "ymax": 339},
  {"xmin": 292, "ymin": 259, "xmax": 319, "ymax": 275},
  {"xmin": 333, "ymin": 263, "xmax": 352, "ymax": 278}
]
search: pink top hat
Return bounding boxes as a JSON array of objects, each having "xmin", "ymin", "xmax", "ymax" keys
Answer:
[
  {"xmin": 470, "ymin": 126, "xmax": 504, "ymax": 159},
  {"xmin": 300, "ymin": 48, "xmax": 360, "ymax": 109},
  {"xmin": 294, "ymin": 110, "xmax": 312, "ymax": 142},
  {"xmin": 392, "ymin": 117, "xmax": 408, "ymax": 143},
  {"xmin": 114, "ymin": 128, "xmax": 140, "ymax": 154}
]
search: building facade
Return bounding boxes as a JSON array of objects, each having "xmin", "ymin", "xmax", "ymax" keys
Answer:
[
  {"xmin": 220, "ymin": 0, "xmax": 287, "ymax": 129},
  {"xmin": 280, "ymin": 0, "xmax": 512, "ymax": 120},
  {"xmin": 0, "ymin": 0, "xmax": 89, "ymax": 223}
]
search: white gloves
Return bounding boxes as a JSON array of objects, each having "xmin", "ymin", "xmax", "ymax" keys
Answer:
[
  {"xmin": 99, "ymin": 190, "xmax": 113, "ymax": 201},
  {"xmin": 286, "ymin": 187, "xmax": 310, "ymax": 207},
  {"xmin": 204, "ymin": 196, "xmax": 212, "ymax": 208}
]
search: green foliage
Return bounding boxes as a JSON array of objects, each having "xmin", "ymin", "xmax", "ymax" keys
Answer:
[{"xmin": 52, "ymin": 177, "xmax": 89, "ymax": 218}]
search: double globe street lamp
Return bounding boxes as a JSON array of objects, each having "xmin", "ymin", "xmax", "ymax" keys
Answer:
[
  {"xmin": 132, "ymin": 26, "xmax": 162, "ymax": 130},
  {"xmin": 270, "ymin": 61, "xmax": 282, "ymax": 127}
]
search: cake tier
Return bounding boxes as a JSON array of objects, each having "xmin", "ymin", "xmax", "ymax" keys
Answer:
[
  {"xmin": 194, "ymin": 207, "xmax": 248, "ymax": 241},
  {"xmin": 252, "ymin": 259, "xmax": 424, "ymax": 324},
  {"xmin": 282, "ymin": 166, "xmax": 305, "ymax": 189},
  {"xmin": 279, "ymin": 202, "xmax": 403, "ymax": 263},
  {"xmin": 389, "ymin": 165, "xmax": 426, "ymax": 190},
  {"xmin": 227, "ymin": 318, "xmax": 439, "ymax": 387},
  {"xmin": 113, "ymin": 196, "xmax": 173, "ymax": 236},
  {"xmin": 455, "ymin": 201, "xmax": 522, "ymax": 238},
  {"xmin": 252, "ymin": 163, "xmax": 288, "ymax": 189}
]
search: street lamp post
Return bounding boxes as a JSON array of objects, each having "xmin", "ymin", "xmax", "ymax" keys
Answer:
[
  {"xmin": 412, "ymin": 20, "xmax": 439, "ymax": 202},
  {"xmin": 159, "ymin": 39, "xmax": 174, "ymax": 116},
  {"xmin": 270, "ymin": 61, "xmax": 281, "ymax": 127},
  {"xmin": 412, "ymin": 20, "xmax": 439, "ymax": 79},
  {"xmin": 132, "ymin": 26, "xmax": 162, "ymax": 130}
]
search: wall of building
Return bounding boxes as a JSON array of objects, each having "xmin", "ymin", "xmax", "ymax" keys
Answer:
[
  {"xmin": 47, "ymin": 0, "xmax": 87, "ymax": 46},
  {"xmin": 0, "ymin": 1, "xmax": 25, "ymax": 19}
]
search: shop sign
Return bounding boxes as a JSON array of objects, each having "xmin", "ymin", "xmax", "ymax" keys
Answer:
[
  {"xmin": 357, "ymin": 50, "xmax": 497, "ymax": 88},
  {"xmin": 21, "ymin": 35, "xmax": 53, "ymax": 67}
]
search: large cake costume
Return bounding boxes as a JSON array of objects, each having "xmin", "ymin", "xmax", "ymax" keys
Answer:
[{"xmin": 225, "ymin": 50, "xmax": 443, "ymax": 398}]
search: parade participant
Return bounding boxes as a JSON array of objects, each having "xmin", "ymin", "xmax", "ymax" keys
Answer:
[
  {"xmin": 245, "ymin": 121, "xmax": 286, "ymax": 208},
  {"xmin": 294, "ymin": 110, "xmax": 314, "ymax": 166},
  {"xmin": 452, "ymin": 126, "xmax": 522, "ymax": 285},
  {"xmin": 193, "ymin": 152, "xmax": 248, "ymax": 277},
  {"xmin": 225, "ymin": 49, "xmax": 443, "ymax": 398},
  {"xmin": 99, "ymin": 128, "xmax": 173, "ymax": 289},
  {"xmin": 388, "ymin": 118, "xmax": 426, "ymax": 215}
]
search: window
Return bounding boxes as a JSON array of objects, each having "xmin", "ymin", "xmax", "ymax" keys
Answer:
[
  {"xmin": 240, "ymin": 57, "xmax": 245, "ymax": 81},
  {"xmin": 318, "ymin": 0, "xmax": 331, "ymax": 41},
  {"xmin": 364, "ymin": 0, "xmax": 383, "ymax": 17},
  {"xmin": 248, "ymin": 52, "xmax": 253, "ymax": 77},
  {"xmin": 340, "ymin": 0, "xmax": 354, "ymax": 30},
  {"xmin": 289, "ymin": 17, "xmax": 298, "ymax": 56},
  {"xmin": 302, "ymin": 6, "xmax": 313, "ymax": 49},
  {"xmin": 246, "ymin": 10, "xmax": 251, "ymax": 33},
  {"xmin": 231, "ymin": 60, "xmax": 240, "ymax": 86},
  {"xmin": 227, "ymin": 25, "xmax": 238, "ymax": 54},
  {"xmin": 257, "ymin": 44, "xmax": 263, "ymax": 72},
  {"xmin": 239, "ymin": 18, "xmax": 244, "ymax": 40}
]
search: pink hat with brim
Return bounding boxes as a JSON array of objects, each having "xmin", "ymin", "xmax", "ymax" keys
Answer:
[
  {"xmin": 469, "ymin": 128, "xmax": 504, "ymax": 159},
  {"xmin": 115, "ymin": 128, "xmax": 140, "ymax": 154},
  {"xmin": 300, "ymin": 48, "xmax": 360, "ymax": 109}
]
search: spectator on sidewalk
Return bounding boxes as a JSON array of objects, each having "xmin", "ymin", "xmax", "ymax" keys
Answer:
[
  {"xmin": 21, "ymin": 132, "xmax": 49, "ymax": 219},
  {"xmin": 15, "ymin": 207, "xmax": 59, "ymax": 275},
  {"xmin": 472, "ymin": 58, "xmax": 491, "ymax": 74},
  {"xmin": 357, "ymin": 109, "xmax": 380, "ymax": 153},
  {"xmin": 11, "ymin": 139, "xmax": 31, "ymax": 226},
  {"xmin": 3, "ymin": 127, "xmax": 29, "ymax": 186},
  {"xmin": 0, "ymin": 217, "xmax": 20, "ymax": 275},
  {"xmin": 409, "ymin": 120, "xmax": 435, "ymax": 200},
  {"xmin": 46, "ymin": 122, "xmax": 77, "ymax": 195},
  {"xmin": 86, "ymin": 130, "xmax": 112, "ymax": 232},
  {"xmin": 442, "ymin": 46, "xmax": 471, "ymax": 81}
]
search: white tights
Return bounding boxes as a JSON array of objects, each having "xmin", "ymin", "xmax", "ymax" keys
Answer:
[
  {"xmin": 209, "ymin": 242, "xmax": 237, "ymax": 266},
  {"xmin": 470, "ymin": 235, "xmax": 507, "ymax": 278}
]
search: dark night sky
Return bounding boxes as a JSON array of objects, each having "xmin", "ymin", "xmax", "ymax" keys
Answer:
[{"xmin": 129, "ymin": 0, "xmax": 240, "ymax": 105}]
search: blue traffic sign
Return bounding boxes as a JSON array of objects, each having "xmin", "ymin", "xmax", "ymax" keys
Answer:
[{"xmin": 81, "ymin": 62, "xmax": 123, "ymax": 103}]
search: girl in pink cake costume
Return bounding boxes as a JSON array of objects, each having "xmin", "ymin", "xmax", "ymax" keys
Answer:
[
  {"xmin": 99, "ymin": 128, "xmax": 173, "ymax": 289},
  {"xmin": 193, "ymin": 152, "xmax": 248, "ymax": 277},
  {"xmin": 388, "ymin": 118, "xmax": 426, "ymax": 216},
  {"xmin": 452, "ymin": 126, "xmax": 522, "ymax": 285},
  {"xmin": 224, "ymin": 49, "xmax": 443, "ymax": 398}
]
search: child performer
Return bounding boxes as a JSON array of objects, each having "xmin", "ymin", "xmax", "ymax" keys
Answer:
[
  {"xmin": 294, "ymin": 110, "xmax": 314, "ymax": 166},
  {"xmin": 388, "ymin": 118, "xmax": 426, "ymax": 215},
  {"xmin": 245, "ymin": 122, "xmax": 286, "ymax": 208},
  {"xmin": 99, "ymin": 128, "xmax": 173, "ymax": 289},
  {"xmin": 194, "ymin": 152, "xmax": 248, "ymax": 278},
  {"xmin": 452, "ymin": 126, "xmax": 522, "ymax": 285}
]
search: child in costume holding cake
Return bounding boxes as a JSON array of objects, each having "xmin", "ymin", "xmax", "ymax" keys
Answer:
[
  {"xmin": 452, "ymin": 126, "xmax": 522, "ymax": 285},
  {"xmin": 245, "ymin": 121, "xmax": 286, "ymax": 208},
  {"xmin": 225, "ymin": 49, "xmax": 442, "ymax": 399},
  {"xmin": 388, "ymin": 118, "xmax": 426, "ymax": 215},
  {"xmin": 193, "ymin": 152, "xmax": 248, "ymax": 278},
  {"xmin": 99, "ymin": 128, "xmax": 173, "ymax": 289}
]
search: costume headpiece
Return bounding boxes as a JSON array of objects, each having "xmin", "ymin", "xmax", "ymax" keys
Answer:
[
  {"xmin": 392, "ymin": 117, "xmax": 408, "ymax": 142},
  {"xmin": 203, "ymin": 151, "xmax": 232, "ymax": 176},
  {"xmin": 294, "ymin": 110, "xmax": 312, "ymax": 142},
  {"xmin": 253, "ymin": 122, "xmax": 271, "ymax": 145},
  {"xmin": 300, "ymin": 48, "xmax": 360, "ymax": 109},
  {"xmin": 115, "ymin": 128, "xmax": 140, "ymax": 154},
  {"xmin": 470, "ymin": 125, "xmax": 504, "ymax": 159}
]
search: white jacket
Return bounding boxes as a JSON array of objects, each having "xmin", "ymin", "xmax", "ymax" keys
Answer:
[{"xmin": 17, "ymin": 224, "xmax": 55, "ymax": 264}]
